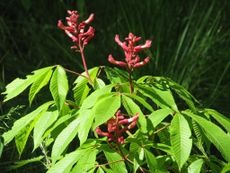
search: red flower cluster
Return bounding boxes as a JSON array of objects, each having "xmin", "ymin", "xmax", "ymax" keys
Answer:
[
  {"xmin": 57, "ymin": 10, "xmax": 95, "ymax": 50},
  {"xmin": 108, "ymin": 33, "xmax": 152, "ymax": 70},
  {"xmin": 96, "ymin": 110, "xmax": 139, "ymax": 144}
]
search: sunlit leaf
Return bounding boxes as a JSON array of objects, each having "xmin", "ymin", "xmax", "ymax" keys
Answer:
[
  {"xmin": 48, "ymin": 149, "xmax": 85, "ymax": 173},
  {"xmin": 103, "ymin": 145, "xmax": 127, "ymax": 173},
  {"xmin": 77, "ymin": 109, "xmax": 94, "ymax": 145},
  {"xmin": 15, "ymin": 118, "xmax": 36, "ymax": 156},
  {"xmin": 51, "ymin": 118, "xmax": 80, "ymax": 162},
  {"xmin": 29, "ymin": 68, "xmax": 53, "ymax": 105},
  {"xmin": 73, "ymin": 67, "xmax": 99, "ymax": 105},
  {"xmin": 3, "ymin": 66, "xmax": 54, "ymax": 102},
  {"xmin": 93, "ymin": 93, "xmax": 120, "ymax": 129},
  {"xmin": 148, "ymin": 108, "xmax": 173, "ymax": 128},
  {"xmin": 50, "ymin": 65, "xmax": 69, "ymax": 111},
  {"xmin": 205, "ymin": 109, "xmax": 230, "ymax": 133},
  {"xmin": 33, "ymin": 109, "xmax": 59, "ymax": 150},
  {"xmin": 122, "ymin": 95, "xmax": 147, "ymax": 133},
  {"xmin": 188, "ymin": 159, "xmax": 203, "ymax": 173},
  {"xmin": 71, "ymin": 148, "xmax": 97, "ymax": 172},
  {"xmin": 170, "ymin": 113, "xmax": 192, "ymax": 169}
]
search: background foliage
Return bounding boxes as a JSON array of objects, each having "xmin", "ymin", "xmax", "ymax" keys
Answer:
[{"xmin": 0, "ymin": 0, "xmax": 229, "ymax": 172}]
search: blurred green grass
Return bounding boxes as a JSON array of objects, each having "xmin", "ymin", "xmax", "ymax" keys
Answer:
[{"xmin": 0, "ymin": 0, "xmax": 229, "ymax": 172}]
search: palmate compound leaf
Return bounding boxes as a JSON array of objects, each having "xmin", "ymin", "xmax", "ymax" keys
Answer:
[
  {"xmin": 170, "ymin": 113, "xmax": 192, "ymax": 170},
  {"xmin": 3, "ymin": 66, "xmax": 54, "ymax": 102},
  {"xmin": 2, "ymin": 101, "xmax": 53, "ymax": 145},
  {"xmin": 29, "ymin": 68, "xmax": 53, "ymax": 105},
  {"xmin": 183, "ymin": 110, "xmax": 230, "ymax": 162},
  {"xmin": 50, "ymin": 65, "xmax": 69, "ymax": 111}
]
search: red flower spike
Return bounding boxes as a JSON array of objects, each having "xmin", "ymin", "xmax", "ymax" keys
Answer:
[
  {"xmin": 57, "ymin": 10, "xmax": 95, "ymax": 50},
  {"xmin": 108, "ymin": 33, "xmax": 152, "ymax": 70},
  {"xmin": 96, "ymin": 110, "xmax": 139, "ymax": 144}
]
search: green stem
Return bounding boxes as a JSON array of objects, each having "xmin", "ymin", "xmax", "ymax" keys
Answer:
[{"xmin": 128, "ymin": 70, "xmax": 133, "ymax": 94}]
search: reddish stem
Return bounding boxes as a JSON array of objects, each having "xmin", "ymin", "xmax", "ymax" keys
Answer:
[{"xmin": 79, "ymin": 43, "xmax": 93, "ymax": 84}]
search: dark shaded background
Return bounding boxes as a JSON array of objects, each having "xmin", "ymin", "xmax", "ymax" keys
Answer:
[
  {"xmin": 0, "ymin": 0, "xmax": 229, "ymax": 172},
  {"xmin": 1, "ymin": 0, "xmax": 229, "ymax": 113}
]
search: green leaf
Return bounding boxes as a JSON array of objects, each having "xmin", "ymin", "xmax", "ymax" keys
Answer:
[
  {"xmin": 73, "ymin": 67, "xmax": 99, "ymax": 105},
  {"xmin": 8, "ymin": 156, "xmax": 44, "ymax": 171},
  {"xmin": 71, "ymin": 148, "xmax": 97, "ymax": 172},
  {"xmin": 93, "ymin": 93, "xmax": 120, "ymax": 129},
  {"xmin": 137, "ymin": 76, "xmax": 199, "ymax": 110},
  {"xmin": 3, "ymin": 66, "xmax": 54, "ymax": 102},
  {"xmin": 124, "ymin": 93, "xmax": 154, "ymax": 112},
  {"xmin": 104, "ymin": 67, "xmax": 129, "ymax": 84},
  {"xmin": 29, "ymin": 68, "xmax": 53, "ymax": 105},
  {"xmin": 144, "ymin": 149, "xmax": 159, "ymax": 172},
  {"xmin": 0, "ymin": 136, "xmax": 3, "ymax": 158},
  {"xmin": 148, "ymin": 108, "xmax": 173, "ymax": 128},
  {"xmin": 51, "ymin": 117, "xmax": 80, "ymax": 162},
  {"xmin": 2, "ymin": 101, "xmax": 53, "ymax": 145},
  {"xmin": 205, "ymin": 109, "xmax": 230, "ymax": 133},
  {"xmin": 50, "ymin": 65, "xmax": 69, "ymax": 111},
  {"xmin": 184, "ymin": 111, "xmax": 230, "ymax": 162},
  {"xmin": 137, "ymin": 84, "xmax": 178, "ymax": 112},
  {"xmin": 96, "ymin": 167, "xmax": 105, "ymax": 173},
  {"xmin": 221, "ymin": 163, "xmax": 230, "ymax": 173},
  {"xmin": 188, "ymin": 159, "xmax": 203, "ymax": 173},
  {"xmin": 95, "ymin": 78, "xmax": 106, "ymax": 89},
  {"xmin": 81, "ymin": 84, "xmax": 114, "ymax": 109},
  {"xmin": 77, "ymin": 109, "xmax": 94, "ymax": 145},
  {"xmin": 122, "ymin": 95, "xmax": 147, "ymax": 133},
  {"xmin": 103, "ymin": 145, "xmax": 128, "ymax": 173},
  {"xmin": 170, "ymin": 113, "xmax": 192, "ymax": 169},
  {"xmin": 33, "ymin": 109, "xmax": 59, "ymax": 150},
  {"xmin": 166, "ymin": 78, "xmax": 198, "ymax": 111},
  {"xmin": 42, "ymin": 114, "xmax": 73, "ymax": 141},
  {"xmin": 47, "ymin": 149, "xmax": 85, "ymax": 173},
  {"xmin": 15, "ymin": 118, "xmax": 37, "ymax": 156}
]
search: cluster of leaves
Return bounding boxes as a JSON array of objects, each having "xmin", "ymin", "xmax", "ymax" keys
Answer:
[{"xmin": 1, "ymin": 64, "xmax": 230, "ymax": 172}]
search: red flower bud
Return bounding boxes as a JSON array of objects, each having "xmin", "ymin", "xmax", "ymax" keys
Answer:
[
  {"xmin": 108, "ymin": 33, "xmax": 152, "ymax": 70},
  {"xmin": 108, "ymin": 55, "xmax": 127, "ymax": 67},
  {"xmin": 57, "ymin": 10, "xmax": 95, "ymax": 50},
  {"xmin": 96, "ymin": 110, "xmax": 139, "ymax": 144}
]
